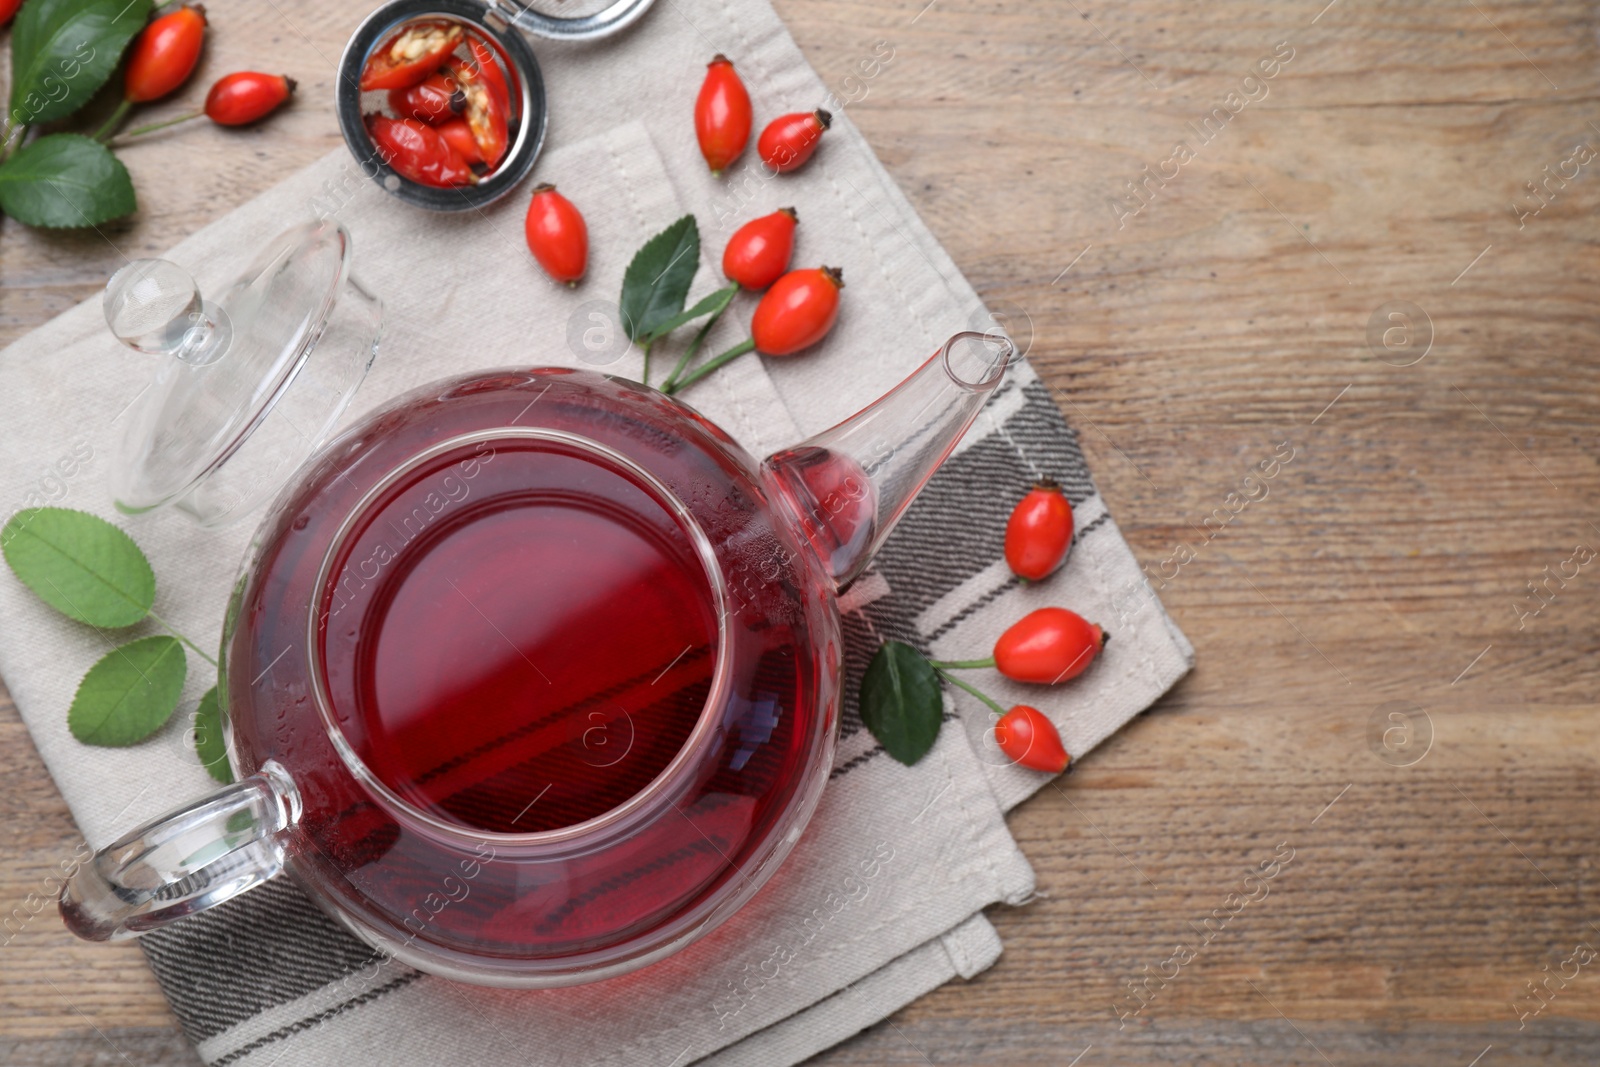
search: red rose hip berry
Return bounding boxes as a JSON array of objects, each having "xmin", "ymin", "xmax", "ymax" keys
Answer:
[
  {"xmin": 1005, "ymin": 479, "xmax": 1074, "ymax": 580},
  {"xmin": 387, "ymin": 70, "xmax": 463, "ymax": 125},
  {"xmin": 360, "ymin": 20, "xmax": 464, "ymax": 91},
  {"xmin": 435, "ymin": 119, "xmax": 483, "ymax": 164},
  {"xmin": 366, "ymin": 114, "xmax": 476, "ymax": 188},
  {"xmin": 993, "ymin": 607, "xmax": 1106, "ymax": 684},
  {"xmin": 125, "ymin": 4, "xmax": 207, "ymax": 103},
  {"xmin": 751, "ymin": 266, "xmax": 843, "ymax": 355},
  {"xmin": 695, "ymin": 55, "xmax": 752, "ymax": 174},
  {"xmin": 448, "ymin": 55, "xmax": 509, "ymax": 168},
  {"xmin": 995, "ymin": 705, "xmax": 1071, "ymax": 773},
  {"xmin": 758, "ymin": 109, "xmax": 831, "ymax": 173},
  {"xmin": 524, "ymin": 184, "xmax": 588, "ymax": 285},
  {"xmin": 723, "ymin": 208, "xmax": 797, "ymax": 291},
  {"xmin": 205, "ymin": 73, "xmax": 296, "ymax": 126}
]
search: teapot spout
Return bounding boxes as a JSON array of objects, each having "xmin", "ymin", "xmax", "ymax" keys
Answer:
[{"xmin": 761, "ymin": 331, "xmax": 1015, "ymax": 590}]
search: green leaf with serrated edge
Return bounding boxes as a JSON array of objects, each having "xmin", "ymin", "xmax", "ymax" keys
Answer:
[
  {"xmin": 0, "ymin": 134, "xmax": 136, "ymax": 228},
  {"xmin": 194, "ymin": 686, "xmax": 233, "ymax": 783},
  {"xmin": 9, "ymin": 0, "xmax": 152, "ymax": 126},
  {"xmin": 859, "ymin": 641, "xmax": 943, "ymax": 766},
  {"xmin": 69, "ymin": 636, "xmax": 187, "ymax": 746},
  {"xmin": 641, "ymin": 282, "xmax": 738, "ymax": 344},
  {"xmin": 1, "ymin": 507, "xmax": 154, "ymax": 628},
  {"xmin": 619, "ymin": 214, "xmax": 700, "ymax": 343}
]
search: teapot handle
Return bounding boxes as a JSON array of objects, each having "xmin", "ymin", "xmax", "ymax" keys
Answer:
[{"xmin": 59, "ymin": 763, "xmax": 300, "ymax": 942}]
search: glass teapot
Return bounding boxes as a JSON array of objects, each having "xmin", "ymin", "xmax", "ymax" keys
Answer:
[{"xmin": 63, "ymin": 239, "xmax": 1014, "ymax": 987}]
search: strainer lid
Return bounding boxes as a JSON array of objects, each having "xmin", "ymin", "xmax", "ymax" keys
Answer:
[{"xmin": 486, "ymin": 0, "xmax": 657, "ymax": 41}]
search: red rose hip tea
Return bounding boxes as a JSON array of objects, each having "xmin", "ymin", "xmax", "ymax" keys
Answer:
[{"xmin": 324, "ymin": 433, "xmax": 721, "ymax": 834}]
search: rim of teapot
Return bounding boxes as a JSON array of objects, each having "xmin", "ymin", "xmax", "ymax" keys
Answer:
[{"xmin": 304, "ymin": 425, "xmax": 734, "ymax": 847}]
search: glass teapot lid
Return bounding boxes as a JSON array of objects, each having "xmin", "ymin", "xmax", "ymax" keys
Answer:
[{"xmin": 107, "ymin": 221, "xmax": 383, "ymax": 527}]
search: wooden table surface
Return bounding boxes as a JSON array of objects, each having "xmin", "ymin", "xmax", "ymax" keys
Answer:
[{"xmin": 4, "ymin": 0, "xmax": 1599, "ymax": 1063}]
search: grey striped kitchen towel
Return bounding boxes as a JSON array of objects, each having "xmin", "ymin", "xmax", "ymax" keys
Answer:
[{"xmin": 0, "ymin": 0, "xmax": 1192, "ymax": 1062}]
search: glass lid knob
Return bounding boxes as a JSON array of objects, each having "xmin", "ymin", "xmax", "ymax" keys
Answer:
[{"xmin": 104, "ymin": 259, "xmax": 233, "ymax": 367}]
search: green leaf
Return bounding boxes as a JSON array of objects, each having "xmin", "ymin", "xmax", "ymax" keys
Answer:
[
  {"xmin": 619, "ymin": 214, "xmax": 700, "ymax": 343},
  {"xmin": 859, "ymin": 641, "xmax": 944, "ymax": 766},
  {"xmin": 193, "ymin": 685, "xmax": 233, "ymax": 783},
  {"xmin": 641, "ymin": 282, "xmax": 738, "ymax": 344},
  {"xmin": 1, "ymin": 507, "xmax": 154, "ymax": 628},
  {"xmin": 68, "ymin": 635, "xmax": 187, "ymax": 746},
  {"xmin": 9, "ymin": 0, "xmax": 152, "ymax": 126},
  {"xmin": 0, "ymin": 134, "xmax": 136, "ymax": 228}
]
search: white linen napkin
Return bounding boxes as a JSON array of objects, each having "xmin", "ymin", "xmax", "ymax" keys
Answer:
[{"xmin": 0, "ymin": 0, "xmax": 1193, "ymax": 1060}]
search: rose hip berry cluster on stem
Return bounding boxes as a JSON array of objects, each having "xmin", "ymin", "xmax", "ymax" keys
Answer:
[
  {"xmin": 929, "ymin": 607, "xmax": 1106, "ymax": 772},
  {"xmin": 933, "ymin": 475, "xmax": 1097, "ymax": 772},
  {"xmin": 860, "ymin": 478, "xmax": 1104, "ymax": 774},
  {"xmin": 97, "ymin": 6, "xmax": 296, "ymax": 145}
]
